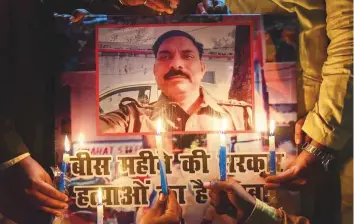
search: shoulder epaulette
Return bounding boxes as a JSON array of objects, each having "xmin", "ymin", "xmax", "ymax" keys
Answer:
[{"xmin": 217, "ymin": 99, "xmax": 251, "ymax": 107}]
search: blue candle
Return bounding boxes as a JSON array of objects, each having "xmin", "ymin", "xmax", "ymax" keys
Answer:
[
  {"xmin": 156, "ymin": 119, "xmax": 168, "ymax": 195},
  {"xmin": 158, "ymin": 160, "xmax": 169, "ymax": 195},
  {"xmin": 269, "ymin": 120, "xmax": 276, "ymax": 175},
  {"xmin": 59, "ymin": 136, "xmax": 70, "ymax": 192},
  {"xmin": 97, "ymin": 187, "xmax": 104, "ymax": 224},
  {"xmin": 219, "ymin": 118, "xmax": 227, "ymax": 181},
  {"xmin": 59, "ymin": 162, "xmax": 67, "ymax": 192}
]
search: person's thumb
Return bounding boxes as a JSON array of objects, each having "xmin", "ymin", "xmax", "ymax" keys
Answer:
[
  {"xmin": 150, "ymin": 193, "xmax": 167, "ymax": 215},
  {"xmin": 203, "ymin": 180, "xmax": 234, "ymax": 192}
]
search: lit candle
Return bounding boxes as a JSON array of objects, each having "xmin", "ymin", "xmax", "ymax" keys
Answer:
[
  {"xmin": 269, "ymin": 120, "xmax": 276, "ymax": 175},
  {"xmin": 78, "ymin": 132, "xmax": 85, "ymax": 149},
  {"xmin": 156, "ymin": 118, "xmax": 168, "ymax": 195},
  {"xmin": 219, "ymin": 118, "xmax": 227, "ymax": 181},
  {"xmin": 267, "ymin": 120, "xmax": 280, "ymax": 207},
  {"xmin": 59, "ymin": 135, "xmax": 70, "ymax": 192},
  {"xmin": 97, "ymin": 187, "xmax": 104, "ymax": 224}
]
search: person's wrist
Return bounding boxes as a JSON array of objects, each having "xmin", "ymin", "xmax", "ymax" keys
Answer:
[
  {"xmin": 234, "ymin": 185, "xmax": 256, "ymax": 223},
  {"xmin": 302, "ymin": 141, "xmax": 336, "ymax": 171},
  {"xmin": 238, "ymin": 199, "xmax": 256, "ymax": 224},
  {"xmin": 18, "ymin": 155, "xmax": 34, "ymax": 167},
  {"xmin": 310, "ymin": 139, "xmax": 325, "ymax": 149},
  {"xmin": 300, "ymin": 148, "xmax": 318, "ymax": 164},
  {"xmin": 119, "ymin": 0, "xmax": 131, "ymax": 6}
]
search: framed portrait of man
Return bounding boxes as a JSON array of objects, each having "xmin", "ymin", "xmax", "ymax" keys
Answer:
[{"xmin": 96, "ymin": 19, "xmax": 257, "ymax": 136}]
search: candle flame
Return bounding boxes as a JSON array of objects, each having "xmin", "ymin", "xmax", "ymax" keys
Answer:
[
  {"xmin": 97, "ymin": 187, "xmax": 102, "ymax": 204},
  {"xmin": 256, "ymin": 115, "xmax": 268, "ymax": 132},
  {"xmin": 221, "ymin": 117, "xmax": 227, "ymax": 133},
  {"xmin": 156, "ymin": 118, "xmax": 163, "ymax": 135},
  {"xmin": 64, "ymin": 135, "xmax": 70, "ymax": 153},
  {"xmin": 78, "ymin": 132, "xmax": 85, "ymax": 147},
  {"xmin": 270, "ymin": 120, "xmax": 275, "ymax": 135}
]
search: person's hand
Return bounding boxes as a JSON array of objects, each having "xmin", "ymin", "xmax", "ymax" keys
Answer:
[
  {"xmin": 264, "ymin": 116, "xmax": 326, "ymax": 190},
  {"xmin": 196, "ymin": 0, "xmax": 229, "ymax": 14},
  {"xmin": 70, "ymin": 9, "xmax": 90, "ymax": 23},
  {"xmin": 4, "ymin": 156, "xmax": 69, "ymax": 216},
  {"xmin": 203, "ymin": 178, "xmax": 256, "ymax": 223},
  {"xmin": 120, "ymin": 0, "xmax": 179, "ymax": 14},
  {"xmin": 139, "ymin": 190, "xmax": 182, "ymax": 224}
]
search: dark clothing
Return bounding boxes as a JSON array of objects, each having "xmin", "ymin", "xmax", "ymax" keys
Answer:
[
  {"xmin": 0, "ymin": 0, "xmax": 201, "ymax": 166},
  {"xmin": 0, "ymin": 0, "xmax": 57, "ymax": 167}
]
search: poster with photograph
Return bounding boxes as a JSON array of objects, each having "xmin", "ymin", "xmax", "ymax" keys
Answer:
[{"xmin": 54, "ymin": 15, "xmax": 299, "ymax": 224}]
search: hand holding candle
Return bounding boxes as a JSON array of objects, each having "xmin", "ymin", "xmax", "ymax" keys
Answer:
[
  {"xmin": 156, "ymin": 118, "xmax": 168, "ymax": 195},
  {"xmin": 217, "ymin": 118, "xmax": 238, "ymax": 217}
]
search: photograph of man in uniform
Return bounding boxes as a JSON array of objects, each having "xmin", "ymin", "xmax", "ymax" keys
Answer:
[{"xmin": 99, "ymin": 29, "xmax": 252, "ymax": 134}]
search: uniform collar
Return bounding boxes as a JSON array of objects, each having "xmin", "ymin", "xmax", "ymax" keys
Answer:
[{"xmin": 150, "ymin": 87, "xmax": 226, "ymax": 119}]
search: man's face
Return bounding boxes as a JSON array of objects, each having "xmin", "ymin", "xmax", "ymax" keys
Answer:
[{"xmin": 153, "ymin": 36, "xmax": 206, "ymax": 100}]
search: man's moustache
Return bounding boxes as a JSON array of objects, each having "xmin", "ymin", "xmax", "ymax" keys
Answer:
[{"xmin": 164, "ymin": 69, "xmax": 189, "ymax": 79}]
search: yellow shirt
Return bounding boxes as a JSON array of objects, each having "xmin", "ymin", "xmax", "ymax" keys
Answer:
[
  {"xmin": 227, "ymin": 0, "xmax": 352, "ymax": 223},
  {"xmin": 227, "ymin": 0, "xmax": 353, "ymax": 151}
]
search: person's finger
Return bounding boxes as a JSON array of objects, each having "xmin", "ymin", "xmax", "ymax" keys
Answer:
[
  {"xmin": 150, "ymin": 192, "xmax": 167, "ymax": 215},
  {"xmin": 25, "ymin": 188, "xmax": 68, "ymax": 209},
  {"xmin": 166, "ymin": 190, "xmax": 179, "ymax": 213},
  {"xmin": 39, "ymin": 206, "xmax": 64, "ymax": 217},
  {"xmin": 156, "ymin": 191, "xmax": 181, "ymax": 224},
  {"xmin": 70, "ymin": 9, "xmax": 90, "ymax": 23},
  {"xmin": 208, "ymin": 188, "xmax": 220, "ymax": 206},
  {"xmin": 304, "ymin": 135, "xmax": 312, "ymax": 143},
  {"xmin": 203, "ymin": 0, "xmax": 215, "ymax": 13},
  {"xmin": 197, "ymin": 2, "xmax": 208, "ymax": 14},
  {"xmin": 264, "ymin": 182, "xmax": 280, "ymax": 189},
  {"xmin": 35, "ymin": 180, "xmax": 69, "ymax": 202},
  {"xmin": 266, "ymin": 178, "xmax": 307, "ymax": 191},
  {"xmin": 150, "ymin": 0, "xmax": 173, "ymax": 14},
  {"xmin": 281, "ymin": 178, "xmax": 307, "ymax": 191},
  {"xmin": 169, "ymin": 0, "xmax": 179, "ymax": 9},
  {"xmin": 203, "ymin": 180, "xmax": 234, "ymax": 192},
  {"xmin": 265, "ymin": 166, "xmax": 298, "ymax": 183},
  {"xmin": 226, "ymin": 176, "xmax": 241, "ymax": 184},
  {"xmin": 294, "ymin": 118, "xmax": 305, "ymax": 145},
  {"xmin": 144, "ymin": 0, "xmax": 168, "ymax": 13}
]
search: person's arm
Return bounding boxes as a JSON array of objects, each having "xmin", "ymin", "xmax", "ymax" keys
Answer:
[
  {"xmin": 99, "ymin": 103, "xmax": 132, "ymax": 133},
  {"xmin": 203, "ymin": 179, "xmax": 310, "ymax": 224},
  {"xmin": 245, "ymin": 199, "xmax": 310, "ymax": 224},
  {"xmin": 301, "ymin": 0, "xmax": 353, "ymax": 150},
  {"xmin": 0, "ymin": 118, "xmax": 30, "ymax": 168},
  {"xmin": 264, "ymin": 0, "xmax": 353, "ymax": 190}
]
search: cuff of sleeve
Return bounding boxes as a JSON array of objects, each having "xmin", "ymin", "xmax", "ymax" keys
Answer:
[
  {"xmin": 0, "ymin": 120, "xmax": 29, "ymax": 164},
  {"xmin": 303, "ymin": 111, "xmax": 352, "ymax": 150},
  {"xmin": 0, "ymin": 152, "xmax": 30, "ymax": 171},
  {"xmin": 245, "ymin": 199, "xmax": 281, "ymax": 224}
]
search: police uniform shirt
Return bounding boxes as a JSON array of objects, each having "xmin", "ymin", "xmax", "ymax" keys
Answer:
[{"xmin": 99, "ymin": 88, "xmax": 252, "ymax": 133}]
